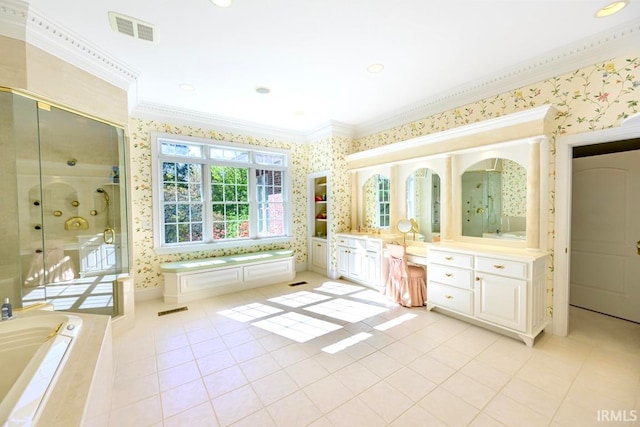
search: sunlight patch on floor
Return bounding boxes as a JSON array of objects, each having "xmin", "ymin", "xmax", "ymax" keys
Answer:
[
  {"xmin": 218, "ymin": 303, "xmax": 283, "ymax": 322},
  {"xmin": 252, "ymin": 312, "xmax": 342, "ymax": 343},
  {"xmin": 268, "ymin": 291, "xmax": 331, "ymax": 308},
  {"xmin": 304, "ymin": 298, "xmax": 389, "ymax": 323},
  {"xmin": 374, "ymin": 313, "xmax": 418, "ymax": 331},
  {"xmin": 322, "ymin": 332, "xmax": 372, "ymax": 354},
  {"xmin": 313, "ymin": 281, "xmax": 364, "ymax": 295},
  {"xmin": 350, "ymin": 289, "xmax": 397, "ymax": 307}
]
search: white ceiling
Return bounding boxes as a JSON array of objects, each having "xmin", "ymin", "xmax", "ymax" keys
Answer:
[{"xmin": 14, "ymin": 0, "xmax": 640, "ymax": 136}]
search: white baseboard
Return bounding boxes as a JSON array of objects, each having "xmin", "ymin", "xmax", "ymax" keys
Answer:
[{"xmin": 135, "ymin": 286, "xmax": 163, "ymax": 302}]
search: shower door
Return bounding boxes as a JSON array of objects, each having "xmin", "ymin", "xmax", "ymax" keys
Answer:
[{"xmin": 11, "ymin": 92, "xmax": 128, "ymax": 316}]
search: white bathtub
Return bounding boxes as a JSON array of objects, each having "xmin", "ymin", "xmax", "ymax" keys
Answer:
[{"xmin": 0, "ymin": 313, "xmax": 82, "ymax": 426}]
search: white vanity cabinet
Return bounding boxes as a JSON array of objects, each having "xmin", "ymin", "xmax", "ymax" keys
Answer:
[
  {"xmin": 427, "ymin": 245, "xmax": 548, "ymax": 346},
  {"xmin": 336, "ymin": 234, "xmax": 385, "ymax": 288}
]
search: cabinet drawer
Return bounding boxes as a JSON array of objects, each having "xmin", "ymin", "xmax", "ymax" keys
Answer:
[
  {"xmin": 366, "ymin": 240, "xmax": 381, "ymax": 252},
  {"xmin": 428, "ymin": 282, "xmax": 473, "ymax": 315},
  {"xmin": 428, "ymin": 264, "xmax": 473, "ymax": 289},
  {"xmin": 475, "ymin": 256, "xmax": 527, "ymax": 279},
  {"xmin": 429, "ymin": 250, "xmax": 473, "ymax": 269},
  {"xmin": 337, "ymin": 236, "xmax": 351, "ymax": 246}
]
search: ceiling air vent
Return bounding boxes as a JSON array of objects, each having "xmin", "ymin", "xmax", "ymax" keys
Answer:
[{"xmin": 108, "ymin": 12, "xmax": 156, "ymax": 42}]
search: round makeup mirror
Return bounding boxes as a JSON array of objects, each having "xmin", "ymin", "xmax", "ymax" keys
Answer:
[{"xmin": 397, "ymin": 219, "xmax": 412, "ymax": 233}]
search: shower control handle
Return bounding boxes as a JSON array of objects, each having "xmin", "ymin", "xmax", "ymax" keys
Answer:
[{"xmin": 103, "ymin": 227, "xmax": 115, "ymax": 245}]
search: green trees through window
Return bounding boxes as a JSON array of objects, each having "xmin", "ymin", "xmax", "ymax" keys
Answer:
[{"xmin": 211, "ymin": 166, "xmax": 249, "ymax": 240}]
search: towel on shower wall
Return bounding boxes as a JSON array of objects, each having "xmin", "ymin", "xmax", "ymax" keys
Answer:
[{"xmin": 24, "ymin": 242, "xmax": 76, "ymax": 287}]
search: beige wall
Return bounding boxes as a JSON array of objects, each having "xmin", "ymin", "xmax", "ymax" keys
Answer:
[
  {"xmin": 0, "ymin": 35, "xmax": 128, "ymax": 127},
  {"xmin": 0, "ymin": 37, "xmax": 28, "ymax": 89}
]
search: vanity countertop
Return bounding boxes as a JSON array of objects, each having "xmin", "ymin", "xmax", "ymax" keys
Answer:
[
  {"xmin": 338, "ymin": 231, "xmax": 403, "ymax": 241},
  {"xmin": 429, "ymin": 241, "xmax": 548, "ymax": 260}
]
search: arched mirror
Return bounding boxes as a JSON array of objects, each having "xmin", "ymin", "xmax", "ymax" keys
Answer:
[
  {"xmin": 406, "ymin": 168, "xmax": 440, "ymax": 242},
  {"xmin": 461, "ymin": 158, "xmax": 527, "ymax": 240},
  {"xmin": 362, "ymin": 174, "xmax": 390, "ymax": 229}
]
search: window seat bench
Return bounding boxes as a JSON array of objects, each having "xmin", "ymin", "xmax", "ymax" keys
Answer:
[{"xmin": 160, "ymin": 249, "xmax": 296, "ymax": 304}]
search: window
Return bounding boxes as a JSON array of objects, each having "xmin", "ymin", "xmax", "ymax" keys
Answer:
[
  {"xmin": 152, "ymin": 134, "xmax": 292, "ymax": 253},
  {"xmin": 377, "ymin": 176, "xmax": 390, "ymax": 228}
]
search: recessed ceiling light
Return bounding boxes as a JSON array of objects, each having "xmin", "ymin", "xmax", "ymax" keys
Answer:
[
  {"xmin": 595, "ymin": 0, "xmax": 628, "ymax": 17},
  {"xmin": 179, "ymin": 83, "xmax": 195, "ymax": 91},
  {"xmin": 255, "ymin": 86, "xmax": 271, "ymax": 94},
  {"xmin": 367, "ymin": 63, "xmax": 384, "ymax": 73},
  {"xmin": 367, "ymin": 63, "xmax": 384, "ymax": 74},
  {"xmin": 210, "ymin": 0, "xmax": 233, "ymax": 8}
]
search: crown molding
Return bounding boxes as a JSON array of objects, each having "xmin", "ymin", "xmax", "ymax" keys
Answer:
[
  {"xmin": 0, "ymin": 0, "xmax": 139, "ymax": 90},
  {"xmin": 305, "ymin": 120, "xmax": 355, "ymax": 141},
  {"xmin": 0, "ymin": 0, "xmax": 27, "ymax": 39},
  {"xmin": 133, "ymin": 103, "xmax": 310, "ymax": 143},
  {"xmin": 353, "ymin": 18, "xmax": 640, "ymax": 139},
  {"xmin": 133, "ymin": 103, "xmax": 359, "ymax": 144}
]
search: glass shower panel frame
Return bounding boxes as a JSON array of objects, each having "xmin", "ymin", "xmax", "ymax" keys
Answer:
[{"xmin": 4, "ymin": 90, "xmax": 129, "ymax": 316}]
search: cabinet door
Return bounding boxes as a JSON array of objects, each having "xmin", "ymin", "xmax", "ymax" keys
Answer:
[
  {"xmin": 312, "ymin": 240, "xmax": 327, "ymax": 269},
  {"xmin": 337, "ymin": 246, "xmax": 350, "ymax": 276},
  {"xmin": 475, "ymin": 273, "xmax": 526, "ymax": 332},
  {"xmin": 349, "ymin": 250, "xmax": 365, "ymax": 280},
  {"xmin": 364, "ymin": 250, "xmax": 380, "ymax": 286}
]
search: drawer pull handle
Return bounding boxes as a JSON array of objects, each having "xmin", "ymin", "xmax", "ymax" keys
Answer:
[
  {"xmin": 445, "ymin": 295, "xmax": 454, "ymax": 299},
  {"xmin": 493, "ymin": 265, "xmax": 505, "ymax": 269},
  {"xmin": 476, "ymin": 277, "xmax": 480, "ymax": 281},
  {"xmin": 316, "ymin": 244, "xmax": 321, "ymax": 247},
  {"xmin": 445, "ymin": 273, "xmax": 453, "ymax": 277},
  {"xmin": 445, "ymin": 256, "xmax": 453, "ymax": 261}
]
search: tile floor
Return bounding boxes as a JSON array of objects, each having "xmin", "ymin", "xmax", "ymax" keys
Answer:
[{"xmin": 108, "ymin": 271, "xmax": 640, "ymax": 426}]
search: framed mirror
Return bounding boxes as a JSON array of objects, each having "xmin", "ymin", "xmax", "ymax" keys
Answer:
[
  {"xmin": 362, "ymin": 174, "xmax": 390, "ymax": 229},
  {"xmin": 406, "ymin": 168, "xmax": 440, "ymax": 242},
  {"xmin": 461, "ymin": 158, "xmax": 527, "ymax": 240}
]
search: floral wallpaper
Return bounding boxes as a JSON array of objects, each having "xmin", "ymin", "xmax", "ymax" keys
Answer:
[
  {"xmin": 500, "ymin": 159, "xmax": 527, "ymax": 218},
  {"xmin": 128, "ymin": 121, "xmax": 310, "ymax": 290},
  {"xmin": 129, "ymin": 57, "xmax": 639, "ymax": 317},
  {"xmin": 354, "ymin": 56, "xmax": 640, "ymax": 315},
  {"xmin": 354, "ymin": 57, "xmax": 639, "ymax": 151},
  {"xmin": 307, "ymin": 135, "xmax": 353, "ymax": 274},
  {"xmin": 362, "ymin": 176, "xmax": 378, "ymax": 229}
]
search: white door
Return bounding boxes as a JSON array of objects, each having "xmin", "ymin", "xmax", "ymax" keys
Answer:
[{"xmin": 570, "ymin": 149, "xmax": 640, "ymax": 322}]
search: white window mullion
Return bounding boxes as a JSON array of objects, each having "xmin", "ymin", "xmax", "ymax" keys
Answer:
[
  {"xmin": 248, "ymin": 167, "xmax": 258, "ymax": 238},
  {"xmin": 202, "ymin": 163, "xmax": 213, "ymax": 243}
]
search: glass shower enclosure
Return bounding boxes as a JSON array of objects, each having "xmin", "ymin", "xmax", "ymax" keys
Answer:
[{"xmin": 1, "ymin": 89, "xmax": 129, "ymax": 316}]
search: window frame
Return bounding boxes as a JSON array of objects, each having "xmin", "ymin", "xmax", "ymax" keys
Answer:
[
  {"xmin": 151, "ymin": 132, "xmax": 293, "ymax": 254},
  {"xmin": 376, "ymin": 176, "xmax": 390, "ymax": 228}
]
